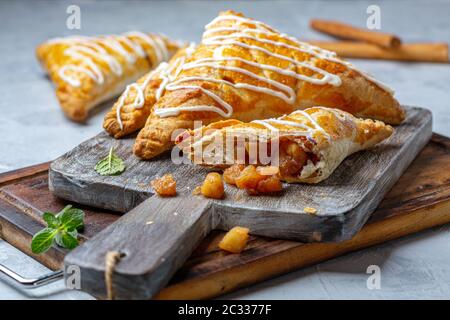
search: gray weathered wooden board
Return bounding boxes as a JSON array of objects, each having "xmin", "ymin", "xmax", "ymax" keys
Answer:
[
  {"xmin": 54, "ymin": 106, "xmax": 432, "ymax": 299},
  {"xmin": 50, "ymin": 106, "xmax": 431, "ymax": 242}
]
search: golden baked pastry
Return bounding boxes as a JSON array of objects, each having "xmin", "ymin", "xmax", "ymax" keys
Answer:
[
  {"xmin": 176, "ymin": 107, "xmax": 393, "ymax": 183},
  {"xmin": 37, "ymin": 32, "xmax": 181, "ymax": 121},
  {"xmin": 103, "ymin": 43, "xmax": 196, "ymax": 138},
  {"xmin": 133, "ymin": 10, "xmax": 403, "ymax": 159}
]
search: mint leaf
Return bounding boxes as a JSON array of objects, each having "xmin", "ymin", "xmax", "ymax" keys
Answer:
[
  {"xmin": 56, "ymin": 205, "xmax": 73, "ymax": 218},
  {"xmin": 95, "ymin": 147, "xmax": 125, "ymax": 176},
  {"xmin": 31, "ymin": 205, "xmax": 85, "ymax": 254},
  {"xmin": 59, "ymin": 207, "xmax": 84, "ymax": 231},
  {"xmin": 60, "ymin": 231, "xmax": 79, "ymax": 250},
  {"xmin": 31, "ymin": 228, "xmax": 58, "ymax": 254},
  {"xmin": 42, "ymin": 212, "xmax": 60, "ymax": 229},
  {"xmin": 56, "ymin": 229, "xmax": 78, "ymax": 247},
  {"xmin": 54, "ymin": 232, "xmax": 63, "ymax": 247}
]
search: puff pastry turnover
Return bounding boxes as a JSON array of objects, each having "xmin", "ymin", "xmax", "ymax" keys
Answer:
[
  {"xmin": 103, "ymin": 43, "xmax": 197, "ymax": 138},
  {"xmin": 37, "ymin": 32, "xmax": 181, "ymax": 121},
  {"xmin": 176, "ymin": 107, "xmax": 393, "ymax": 183},
  {"xmin": 133, "ymin": 10, "xmax": 404, "ymax": 159}
]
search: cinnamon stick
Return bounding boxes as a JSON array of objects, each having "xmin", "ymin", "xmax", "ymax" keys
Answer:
[
  {"xmin": 310, "ymin": 19, "xmax": 402, "ymax": 48},
  {"xmin": 308, "ymin": 41, "xmax": 449, "ymax": 63}
]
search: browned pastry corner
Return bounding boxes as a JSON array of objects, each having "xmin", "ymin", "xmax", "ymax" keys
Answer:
[
  {"xmin": 37, "ymin": 32, "xmax": 182, "ymax": 121},
  {"xmin": 133, "ymin": 10, "xmax": 404, "ymax": 159}
]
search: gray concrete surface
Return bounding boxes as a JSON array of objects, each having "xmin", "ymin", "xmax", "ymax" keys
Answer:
[{"xmin": 0, "ymin": 0, "xmax": 449, "ymax": 299}]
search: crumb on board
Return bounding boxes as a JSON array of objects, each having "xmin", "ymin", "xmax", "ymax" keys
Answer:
[
  {"xmin": 219, "ymin": 226, "xmax": 250, "ymax": 254},
  {"xmin": 201, "ymin": 172, "xmax": 225, "ymax": 199},
  {"xmin": 234, "ymin": 193, "xmax": 243, "ymax": 201},
  {"xmin": 151, "ymin": 174, "xmax": 177, "ymax": 197},
  {"xmin": 303, "ymin": 207, "xmax": 317, "ymax": 214},
  {"xmin": 146, "ymin": 221, "xmax": 154, "ymax": 225},
  {"xmin": 312, "ymin": 231, "xmax": 322, "ymax": 242}
]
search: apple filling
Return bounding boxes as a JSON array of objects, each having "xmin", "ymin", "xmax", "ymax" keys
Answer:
[
  {"xmin": 151, "ymin": 174, "xmax": 177, "ymax": 197},
  {"xmin": 278, "ymin": 138, "xmax": 319, "ymax": 180},
  {"xmin": 223, "ymin": 138, "xmax": 319, "ymax": 193},
  {"xmin": 223, "ymin": 164, "xmax": 282, "ymax": 195}
]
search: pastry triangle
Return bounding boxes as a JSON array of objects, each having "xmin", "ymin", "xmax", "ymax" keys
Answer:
[
  {"xmin": 133, "ymin": 10, "xmax": 403, "ymax": 159},
  {"xmin": 176, "ymin": 107, "xmax": 393, "ymax": 183},
  {"xmin": 37, "ymin": 32, "xmax": 181, "ymax": 121}
]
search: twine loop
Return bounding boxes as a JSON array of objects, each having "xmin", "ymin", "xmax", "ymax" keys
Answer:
[{"xmin": 104, "ymin": 251, "xmax": 124, "ymax": 300}]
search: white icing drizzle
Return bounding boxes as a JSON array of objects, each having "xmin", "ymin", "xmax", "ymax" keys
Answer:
[
  {"xmin": 290, "ymin": 109, "xmax": 330, "ymax": 138},
  {"xmin": 252, "ymin": 119, "xmax": 310, "ymax": 134},
  {"xmin": 98, "ymin": 36, "xmax": 137, "ymax": 63},
  {"xmin": 204, "ymin": 14, "xmax": 277, "ymax": 32},
  {"xmin": 52, "ymin": 32, "xmax": 170, "ymax": 88},
  {"xmin": 58, "ymin": 65, "xmax": 98, "ymax": 87},
  {"xmin": 154, "ymin": 14, "xmax": 394, "ymax": 118},
  {"xmin": 123, "ymin": 31, "xmax": 169, "ymax": 64},
  {"xmin": 180, "ymin": 61, "xmax": 296, "ymax": 103},
  {"xmin": 154, "ymin": 42, "xmax": 196, "ymax": 100},
  {"xmin": 154, "ymin": 15, "xmax": 343, "ymax": 118},
  {"xmin": 115, "ymin": 42, "xmax": 196, "ymax": 129},
  {"xmin": 205, "ymin": 14, "xmax": 394, "ymax": 94},
  {"xmin": 257, "ymin": 118, "xmax": 310, "ymax": 130},
  {"xmin": 251, "ymin": 107, "xmax": 348, "ymax": 141},
  {"xmin": 115, "ymin": 65, "xmax": 162, "ymax": 130},
  {"xmin": 117, "ymin": 35, "xmax": 146, "ymax": 57}
]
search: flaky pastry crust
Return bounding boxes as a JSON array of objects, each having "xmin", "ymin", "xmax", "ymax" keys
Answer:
[{"xmin": 37, "ymin": 33, "xmax": 181, "ymax": 121}]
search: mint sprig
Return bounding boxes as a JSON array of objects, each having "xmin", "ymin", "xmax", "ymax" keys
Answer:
[
  {"xmin": 94, "ymin": 147, "xmax": 126, "ymax": 176},
  {"xmin": 31, "ymin": 205, "xmax": 85, "ymax": 254}
]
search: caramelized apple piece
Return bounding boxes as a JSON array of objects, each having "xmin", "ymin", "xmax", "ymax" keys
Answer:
[
  {"xmin": 223, "ymin": 164, "xmax": 245, "ymax": 185},
  {"xmin": 285, "ymin": 141, "xmax": 306, "ymax": 160},
  {"xmin": 235, "ymin": 165, "xmax": 266, "ymax": 190},
  {"xmin": 279, "ymin": 141, "xmax": 308, "ymax": 177},
  {"xmin": 201, "ymin": 172, "xmax": 224, "ymax": 199},
  {"xmin": 219, "ymin": 226, "xmax": 250, "ymax": 253},
  {"xmin": 256, "ymin": 165, "xmax": 279, "ymax": 176},
  {"xmin": 233, "ymin": 165, "xmax": 283, "ymax": 195},
  {"xmin": 151, "ymin": 174, "xmax": 177, "ymax": 197},
  {"xmin": 256, "ymin": 175, "xmax": 282, "ymax": 194}
]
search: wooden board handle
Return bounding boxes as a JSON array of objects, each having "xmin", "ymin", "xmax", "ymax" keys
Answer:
[{"xmin": 64, "ymin": 195, "xmax": 213, "ymax": 299}]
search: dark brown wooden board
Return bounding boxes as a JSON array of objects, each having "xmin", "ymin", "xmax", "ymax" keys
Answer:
[{"xmin": 1, "ymin": 133, "xmax": 449, "ymax": 299}]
